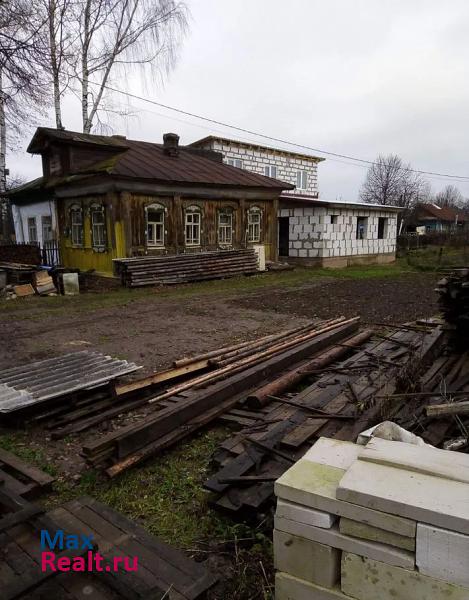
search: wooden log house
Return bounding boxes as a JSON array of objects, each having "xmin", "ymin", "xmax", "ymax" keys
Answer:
[{"xmin": 9, "ymin": 129, "xmax": 293, "ymax": 275}]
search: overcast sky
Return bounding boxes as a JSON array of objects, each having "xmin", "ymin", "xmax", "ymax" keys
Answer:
[{"xmin": 10, "ymin": 0, "xmax": 469, "ymax": 200}]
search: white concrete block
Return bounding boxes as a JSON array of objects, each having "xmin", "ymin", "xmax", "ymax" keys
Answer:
[
  {"xmin": 339, "ymin": 518, "xmax": 415, "ymax": 551},
  {"xmin": 274, "ymin": 530, "xmax": 341, "ymax": 587},
  {"xmin": 337, "ymin": 460, "xmax": 469, "ymax": 535},
  {"xmin": 276, "ymin": 498, "xmax": 336, "ymax": 529},
  {"xmin": 416, "ymin": 523, "xmax": 469, "ymax": 588},
  {"xmin": 298, "ymin": 249, "xmax": 307, "ymax": 257},
  {"xmin": 341, "ymin": 553, "xmax": 469, "ymax": 600},
  {"xmin": 276, "ymin": 572, "xmax": 349, "ymax": 600},
  {"xmin": 275, "ymin": 460, "xmax": 416, "ymax": 538},
  {"xmin": 275, "ymin": 517, "xmax": 414, "ymax": 569},
  {"xmin": 302, "ymin": 438, "xmax": 362, "ymax": 471},
  {"xmin": 360, "ymin": 437, "xmax": 469, "ymax": 485}
]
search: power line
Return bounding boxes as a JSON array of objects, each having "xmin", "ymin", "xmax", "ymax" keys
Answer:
[{"xmin": 87, "ymin": 79, "xmax": 469, "ymax": 182}]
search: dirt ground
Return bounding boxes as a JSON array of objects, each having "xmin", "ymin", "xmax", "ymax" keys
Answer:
[
  {"xmin": 0, "ymin": 268, "xmax": 441, "ymax": 599},
  {"xmin": 0, "ymin": 270, "xmax": 438, "ymax": 372}
]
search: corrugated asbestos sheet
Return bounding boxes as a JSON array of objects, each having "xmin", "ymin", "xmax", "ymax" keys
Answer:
[{"xmin": 0, "ymin": 351, "xmax": 141, "ymax": 413}]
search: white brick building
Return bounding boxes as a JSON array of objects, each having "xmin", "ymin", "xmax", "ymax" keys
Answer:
[
  {"xmin": 190, "ymin": 136, "xmax": 399, "ymax": 267},
  {"xmin": 279, "ymin": 198, "xmax": 399, "ymax": 267},
  {"xmin": 190, "ymin": 136, "xmax": 323, "ymax": 197}
]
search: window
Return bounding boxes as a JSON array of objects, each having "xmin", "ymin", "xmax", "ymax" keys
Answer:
[
  {"xmin": 185, "ymin": 206, "xmax": 201, "ymax": 246},
  {"xmin": 218, "ymin": 209, "xmax": 233, "ymax": 245},
  {"xmin": 264, "ymin": 165, "xmax": 277, "ymax": 178},
  {"xmin": 42, "ymin": 216, "xmax": 53, "ymax": 242},
  {"xmin": 227, "ymin": 158, "xmax": 243, "ymax": 169},
  {"xmin": 146, "ymin": 204, "xmax": 165, "ymax": 247},
  {"xmin": 296, "ymin": 170, "xmax": 308, "ymax": 190},
  {"xmin": 247, "ymin": 207, "xmax": 261, "ymax": 243},
  {"xmin": 70, "ymin": 205, "xmax": 83, "ymax": 246},
  {"xmin": 378, "ymin": 217, "xmax": 388, "ymax": 239},
  {"xmin": 27, "ymin": 217, "xmax": 37, "ymax": 243},
  {"xmin": 356, "ymin": 216, "xmax": 368, "ymax": 240},
  {"xmin": 91, "ymin": 204, "xmax": 106, "ymax": 250},
  {"xmin": 330, "ymin": 215, "xmax": 339, "ymax": 225}
]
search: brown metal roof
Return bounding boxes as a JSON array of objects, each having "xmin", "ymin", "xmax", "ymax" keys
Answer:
[
  {"xmin": 27, "ymin": 128, "xmax": 294, "ymax": 190},
  {"xmin": 416, "ymin": 203, "xmax": 466, "ymax": 222}
]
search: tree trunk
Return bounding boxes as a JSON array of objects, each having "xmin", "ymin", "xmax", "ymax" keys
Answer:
[
  {"xmin": 81, "ymin": 0, "xmax": 91, "ymax": 133},
  {"xmin": 0, "ymin": 68, "xmax": 7, "ymax": 240},
  {"xmin": 0, "ymin": 69, "xmax": 6, "ymax": 196},
  {"xmin": 48, "ymin": 0, "xmax": 63, "ymax": 129}
]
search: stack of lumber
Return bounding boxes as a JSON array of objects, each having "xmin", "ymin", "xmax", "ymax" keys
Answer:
[
  {"xmin": 205, "ymin": 323, "xmax": 445, "ymax": 514},
  {"xmin": 274, "ymin": 436, "xmax": 469, "ymax": 600},
  {"xmin": 113, "ymin": 248, "xmax": 259, "ymax": 287},
  {"xmin": 81, "ymin": 317, "xmax": 363, "ymax": 476},
  {"xmin": 21, "ymin": 319, "xmax": 354, "ymax": 437},
  {"xmin": 435, "ymin": 267, "xmax": 469, "ymax": 331},
  {"xmin": 0, "ymin": 486, "xmax": 217, "ymax": 599}
]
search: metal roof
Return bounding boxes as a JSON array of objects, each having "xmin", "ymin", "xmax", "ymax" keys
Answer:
[
  {"xmin": 24, "ymin": 128, "xmax": 294, "ymax": 191},
  {"xmin": 280, "ymin": 194, "xmax": 402, "ymax": 212},
  {"xmin": 0, "ymin": 351, "xmax": 141, "ymax": 414},
  {"xmin": 190, "ymin": 135, "xmax": 326, "ymax": 163}
]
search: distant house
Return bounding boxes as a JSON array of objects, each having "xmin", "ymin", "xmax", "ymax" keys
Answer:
[
  {"xmin": 191, "ymin": 136, "xmax": 399, "ymax": 267},
  {"xmin": 409, "ymin": 203, "xmax": 467, "ymax": 234},
  {"xmin": 8, "ymin": 129, "xmax": 292, "ymax": 275}
]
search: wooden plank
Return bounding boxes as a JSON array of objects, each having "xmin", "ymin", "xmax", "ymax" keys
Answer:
[
  {"xmin": 67, "ymin": 497, "xmax": 216, "ymax": 599},
  {"xmin": 0, "ymin": 448, "xmax": 54, "ymax": 490}
]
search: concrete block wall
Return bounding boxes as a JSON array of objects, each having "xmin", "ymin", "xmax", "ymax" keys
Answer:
[
  {"xmin": 200, "ymin": 139, "xmax": 319, "ymax": 196},
  {"xmin": 278, "ymin": 206, "xmax": 397, "ymax": 259}
]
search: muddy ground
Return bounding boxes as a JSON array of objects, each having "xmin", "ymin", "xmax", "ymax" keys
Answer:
[{"xmin": 0, "ymin": 271, "xmax": 438, "ymax": 371}]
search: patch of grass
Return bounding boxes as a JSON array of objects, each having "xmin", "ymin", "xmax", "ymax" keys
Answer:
[
  {"xmin": 402, "ymin": 246, "xmax": 469, "ymax": 271},
  {"xmin": 0, "ymin": 427, "xmax": 275, "ymax": 597},
  {"xmin": 0, "ymin": 263, "xmax": 414, "ymax": 318},
  {"xmin": 0, "ymin": 433, "xmax": 58, "ymax": 476}
]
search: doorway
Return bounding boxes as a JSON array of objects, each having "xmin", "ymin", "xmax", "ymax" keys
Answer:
[{"xmin": 278, "ymin": 217, "xmax": 290, "ymax": 257}]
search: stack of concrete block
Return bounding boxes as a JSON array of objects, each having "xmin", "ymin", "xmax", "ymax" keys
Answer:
[{"xmin": 274, "ymin": 436, "xmax": 469, "ymax": 600}]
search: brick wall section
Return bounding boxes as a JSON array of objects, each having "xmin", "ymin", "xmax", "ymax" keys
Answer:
[
  {"xmin": 279, "ymin": 206, "xmax": 398, "ymax": 258},
  {"xmin": 196, "ymin": 140, "xmax": 320, "ymax": 197}
]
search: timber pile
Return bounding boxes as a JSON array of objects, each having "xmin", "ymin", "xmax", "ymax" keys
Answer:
[
  {"xmin": 435, "ymin": 267, "xmax": 469, "ymax": 333},
  {"xmin": 81, "ymin": 317, "xmax": 364, "ymax": 476},
  {"xmin": 0, "ymin": 487, "xmax": 217, "ymax": 599},
  {"xmin": 204, "ymin": 323, "xmax": 446, "ymax": 515},
  {"xmin": 113, "ymin": 248, "xmax": 259, "ymax": 287}
]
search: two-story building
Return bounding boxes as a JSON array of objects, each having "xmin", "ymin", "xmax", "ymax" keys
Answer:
[{"xmin": 191, "ymin": 136, "xmax": 399, "ymax": 267}]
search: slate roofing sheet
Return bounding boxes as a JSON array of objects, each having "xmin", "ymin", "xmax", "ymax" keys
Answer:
[{"xmin": 0, "ymin": 351, "xmax": 141, "ymax": 413}]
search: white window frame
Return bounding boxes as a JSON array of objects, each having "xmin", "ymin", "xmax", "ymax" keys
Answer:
[
  {"xmin": 185, "ymin": 206, "xmax": 201, "ymax": 247},
  {"xmin": 27, "ymin": 217, "xmax": 37, "ymax": 243},
  {"xmin": 247, "ymin": 207, "xmax": 262, "ymax": 243},
  {"xmin": 91, "ymin": 203, "xmax": 106, "ymax": 250},
  {"xmin": 227, "ymin": 158, "xmax": 243, "ymax": 169},
  {"xmin": 42, "ymin": 215, "xmax": 53, "ymax": 242},
  {"xmin": 146, "ymin": 203, "xmax": 165, "ymax": 247},
  {"xmin": 296, "ymin": 170, "xmax": 308, "ymax": 190},
  {"xmin": 70, "ymin": 205, "xmax": 83, "ymax": 246},
  {"xmin": 264, "ymin": 165, "xmax": 277, "ymax": 178},
  {"xmin": 218, "ymin": 209, "xmax": 233, "ymax": 246}
]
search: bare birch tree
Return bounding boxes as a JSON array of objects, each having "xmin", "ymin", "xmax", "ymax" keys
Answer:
[
  {"xmin": 41, "ymin": 0, "xmax": 74, "ymax": 129},
  {"xmin": 73, "ymin": 0, "xmax": 188, "ymax": 133}
]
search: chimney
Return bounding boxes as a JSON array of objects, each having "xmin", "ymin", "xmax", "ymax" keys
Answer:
[{"xmin": 163, "ymin": 132, "xmax": 180, "ymax": 157}]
